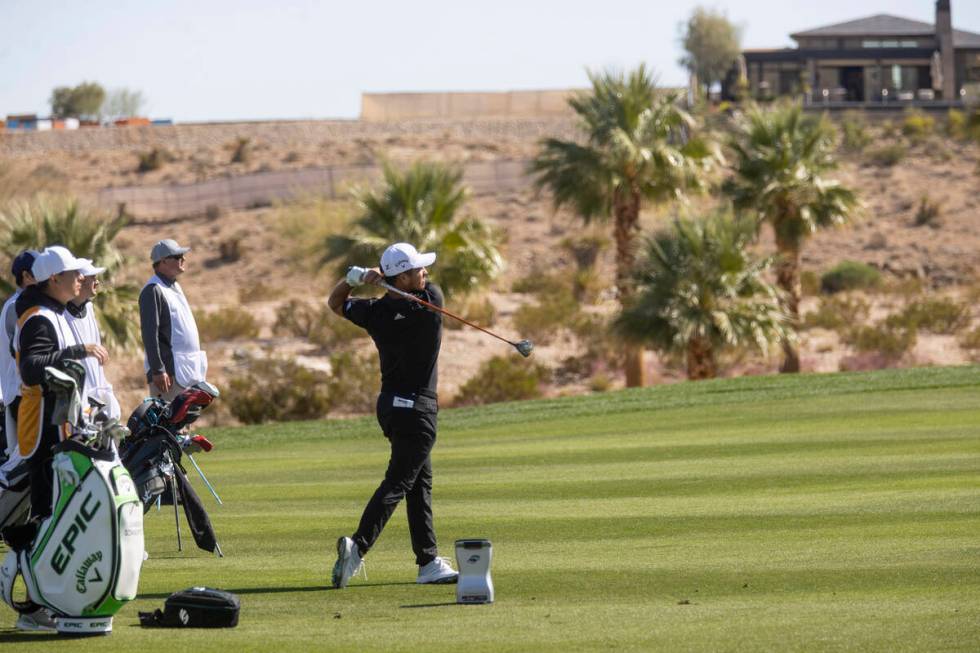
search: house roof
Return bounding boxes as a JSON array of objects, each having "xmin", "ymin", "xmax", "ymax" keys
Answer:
[{"xmin": 790, "ymin": 13, "xmax": 980, "ymax": 48}]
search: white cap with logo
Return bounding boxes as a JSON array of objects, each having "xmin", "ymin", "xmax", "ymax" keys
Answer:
[
  {"xmin": 380, "ymin": 243, "xmax": 436, "ymax": 277},
  {"xmin": 78, "ymin": 258, "xmax": 106, "ymax": 277},
  {"xmin": 31, "ymin": 246, "xmax": 84, "ymax": 282}
]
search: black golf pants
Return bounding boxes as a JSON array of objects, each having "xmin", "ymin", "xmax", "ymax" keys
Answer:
[{"xmin": 353, "ymin": 399, "xmax": 438, "ymax": 567}]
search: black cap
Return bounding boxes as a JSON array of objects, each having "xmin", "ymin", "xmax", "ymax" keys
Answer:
[{"xmin": 11, "ymin": 250, "xmax": 39, "ymax": 283}]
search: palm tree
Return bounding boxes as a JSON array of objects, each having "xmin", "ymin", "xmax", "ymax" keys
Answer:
[
  {"xmin": 723, "ymin": 102, "xmax": 858, "ymax": 372},
  {"xmin": 530, "ymin": 64, "xmax": 720, "ymax": 387},
  {"xmin": 0, "ymin": 196, "xmax": 140, "ymax": 349},
  {"xmin": 615, "ymin": 211, "xmax": 789, "ymax": 380},
  {"xmin": 321, "ymin": 161, "xmax": 502, "ymax": 298}
]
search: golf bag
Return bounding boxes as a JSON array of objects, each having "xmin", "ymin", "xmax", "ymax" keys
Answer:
[
  {"xmin": 0, "ymin": 403, "xmax": 31, "ymax": 532},
  {"xmin": 119, "ymin": 382, "xmax": 222, "ymax": 556},
  {"xmin": 0, "ymin": 362, "xmax": 144, "ymax": 635}
]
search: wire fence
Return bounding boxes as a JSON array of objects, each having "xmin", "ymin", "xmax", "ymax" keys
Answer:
[{"xmin": 91, "ymin": 159, "xmax": 535, "ymax": 220}]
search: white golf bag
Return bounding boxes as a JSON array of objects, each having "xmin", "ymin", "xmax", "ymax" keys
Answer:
[{"xmin": 0, "ymin": 362, "xmax": 144, "ymax": 634}]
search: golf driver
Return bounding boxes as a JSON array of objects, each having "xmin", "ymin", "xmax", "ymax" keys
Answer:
[{"xmin": 348, "ymin": 267, "xmax": 533, "ymax": 357}]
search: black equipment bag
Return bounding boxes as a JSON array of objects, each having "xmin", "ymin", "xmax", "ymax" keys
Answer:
[{"xmin": 139, "ymin": 587, "xmax": 239, "ymax": 628}]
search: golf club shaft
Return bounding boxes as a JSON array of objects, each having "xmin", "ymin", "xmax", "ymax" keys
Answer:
[
  {"xmin": 187, "ymin": 453, "xmax": 223, "ymax": 505},
  {"xmin": 378, "ymin": 281, "xmax": 518, "ymax": 347}
]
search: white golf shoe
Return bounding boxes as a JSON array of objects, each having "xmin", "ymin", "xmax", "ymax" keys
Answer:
[
  {"xmin": 15, "ymin": 608, "xmax": 57, "ymax": 632},
  {"xmin": 331, "ymin": 536, "xmax": 365, "ymax": 589},
  {"xmin": 417, "ymin": 556, "xmax": 459, "ymax": 584}
]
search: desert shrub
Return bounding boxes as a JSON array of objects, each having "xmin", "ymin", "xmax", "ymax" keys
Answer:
[
  {"xmin": 588, "ymin": 373, "xmax": 613, "ymax": 393},
  {"xmin": 283, "ymin": 151, "xmax": 301, "ymax": 163},
  {"xmin": 276, "ymin": 194, "xmax": 355, "ymax": 263},
  {"xmin": 947, "ymin": 109, "xmax": 966, "ymax": 138},
  {"xmin": 555, "ymin": 314, "xmax": 625, "ymax": 382},
  {"xmin": 205, "ymin": 204, "xmax": 223, "ymax": 221},
  {"xmin": 959, "ymin": 326, "xmax": 980, "ymax": 352},
  {"xmin": 879, "ymin": 120, "xmax": 898, "ymax": 138},
  {"xmin": 453, "ymin": 355, "xmax": 549, "ymax": 406},
  {"xmin": 230, "ymin": 137, "xmax": 253, "ymax": 164},
  {"xmin": 443, "ymin": 295, "xmax": 497, "ymax": 331},
  {"xmin": 274, "ymin": 299, "xmax": 366, "ymax": 348},
  {"xmin": 218, "ymin": 236, "xmax": 244, "ymax": 262},
  {"xmin": 803, "ymin": 294, "xmax": 870, "ymax": 330},
  {"xmin": 892, "ymin": 297, "xmax": 970, "ymax": 334},
  {"xmin": 512, "ymin": 289, "xmax": 580, "ymax": 345},
  {"xmin": 902, "ymin": 109, "xmax": 934, "ymax": 139},
  {"xmin": 913, "ymin": 195, "xmax": 942, "ymax": 228},
  {"xmin": 195, "ymin": 306, "xmax": 260, "ymax": 342},
  {"xmin": 239, "ymin": 281, "xmax": 280, "ymax": 304},
  {"xmin": 800, "ymin": 270, "xmax": 821, "ymax": 296},
  {"xmin": 843, "ymin": 322, "xmax": 916, "ymax": 359},
  {"xmin": 225, "ymin": 355, "xmax": 333, "ymax": 424},
  {"xmin": 839, "ymin": 112, "xmax": 872, "ymax": 151},
  {"xmin": 325, "ymin": 350, "xmax": 379, "ymax": 414},
  {"xmin": 881, "ymin": 276, "xmax": 925, "ymax": 297},
  {"xmin": 511, "ymin": 269, "xmax": 567, "ymax": 295},
  {"xmin": 137, "ymin": 148, "xmax": 170, "ymax": 173},
  {"xmin": 865, "ymin": 142, "xmax": 906, "ymax": 167},
  {"xmin": 820, "ymin": 260, "xmax": 881, "ymax": 294}
]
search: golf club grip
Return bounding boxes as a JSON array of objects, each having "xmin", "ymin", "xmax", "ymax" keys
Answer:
[{"xmin": 378, "ymin": 282, "xmax": 513, "ymax": 346}]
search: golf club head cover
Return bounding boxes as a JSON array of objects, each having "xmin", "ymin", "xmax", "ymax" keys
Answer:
[{"xmin": 139, "ymin": 587, "xmax": 239, "ymax": 628}]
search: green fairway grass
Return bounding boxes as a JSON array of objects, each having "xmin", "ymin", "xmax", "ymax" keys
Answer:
[{"xmin": 2, "ymin": 365, "xmax": 979, "ymax": 651}]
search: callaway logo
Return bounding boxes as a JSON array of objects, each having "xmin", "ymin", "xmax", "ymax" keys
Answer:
[
  {"xmin": 394, "ymin": 313, "xmax": 406, "ymax": 320},
  {"xmin": 74, "ymin": 551, "xmax": 104, "ymax": 593},
  {"xmin": 179, "ymin": 608, "xmax": 190, "ymax": 625},
  {"xmin": 468, "ymin": 554, "xmax": 481, "ymax": 564}
]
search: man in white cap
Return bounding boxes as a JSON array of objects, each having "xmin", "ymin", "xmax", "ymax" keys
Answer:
[
  {"xmin": 14, "ymin": 247, "xmax": 108, "ymax": 512},
  {"xmin": 139, "ymin": 239, "xmax": 207, "ymax": 402},
  {"xmin": 66, "ymin": 259, "xmax": 121, "ymax": 421},
  {"xmin": 326, "ymin": 242, "xmax": 458, "ymax": 589}
]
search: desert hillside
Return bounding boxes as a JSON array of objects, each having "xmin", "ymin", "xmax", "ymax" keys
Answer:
[{"xmin": 2, "ymin": 115, "xmax": 978, "ymax": 423}]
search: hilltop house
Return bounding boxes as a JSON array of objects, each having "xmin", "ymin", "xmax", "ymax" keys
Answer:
[{"xmin": 731, "ymin": 1, "xmax": 980, "ymax": 106}]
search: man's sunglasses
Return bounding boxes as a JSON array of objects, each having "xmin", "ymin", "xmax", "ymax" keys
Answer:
[{"xmin": 166, "ymin": 254, "xmax": 185, "ymax": 262}]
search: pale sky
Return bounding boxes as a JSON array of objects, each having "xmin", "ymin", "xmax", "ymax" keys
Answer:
[{"xmin": 2, "ymin": 0, "xmax": 978, "ymax": 122}]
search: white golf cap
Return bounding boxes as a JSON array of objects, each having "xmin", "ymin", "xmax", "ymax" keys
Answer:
[
  {"xmin": 150, "ymin": 239, "xmax": 191, "ymax": 263},
  {"xmin": 380, "ymin": 243, "xmax": 436, "ymax": 277},
  {"xmin": 31, "ymin": 246, "xmax": 84, "ymax": 282},
  {"xmin": 78, "ymin": 258, "xmax": 106, "ymax": 277}
]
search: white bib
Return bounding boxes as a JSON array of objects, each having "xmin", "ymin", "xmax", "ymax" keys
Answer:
[
  {"xmin": 66, "ymin": 305, "xmax": 121, "ymax": 420},
  {"xmin": 0, "ymin": 290, "xmax": 21, "ymax": 406},
  {"xmin": 142, "ymin": 275, "xmax": 208, "ymax": 387}
]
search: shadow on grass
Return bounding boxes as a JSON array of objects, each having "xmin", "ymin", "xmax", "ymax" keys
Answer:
[
  {"xmin": 0, "ymin": 630, "xmax": 77, "ymax": 643},
  {"xmin": 138, "ymin": 581, "xmax": 416, "ymax": 600},
  {"xmin": 401, "ymin": 602, "xmax": 459, "ymax": 609}
]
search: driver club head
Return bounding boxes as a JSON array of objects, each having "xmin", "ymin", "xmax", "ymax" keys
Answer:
[{"xmin": 514, "ymin": 339, "xmax": 534, "ymax": 358}]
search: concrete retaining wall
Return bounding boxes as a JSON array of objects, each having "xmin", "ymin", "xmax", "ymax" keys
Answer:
[{"xmin": 360, "ymin": 90, "xmax": 583, "ymax": 121}]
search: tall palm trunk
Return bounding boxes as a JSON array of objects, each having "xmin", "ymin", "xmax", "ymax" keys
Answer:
[
  {"xmin": 774, "ymin": 231, "xmax": 802, "ymax": 373},
  {"xmin": 613, "ymin": 187, "xmax": 645, "ymax": 387},
  {"xmin": 685, "ymin": 334, "xmax": 716, "ymax": 380}
]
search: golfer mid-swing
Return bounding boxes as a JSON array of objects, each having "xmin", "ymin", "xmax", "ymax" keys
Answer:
[{"xmin": 327, "ymin": 242, "xmax": 458, "ymax": 588}]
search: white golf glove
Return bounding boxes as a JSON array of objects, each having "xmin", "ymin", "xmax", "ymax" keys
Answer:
[{"xmin": 346, "ymin": 266, "xmax": 367, "ymax": 286}]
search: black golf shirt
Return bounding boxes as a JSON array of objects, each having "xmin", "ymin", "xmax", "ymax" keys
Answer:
[{"xmin": 343, "ymin": 281, "xmax": 443, "ymax": 398}]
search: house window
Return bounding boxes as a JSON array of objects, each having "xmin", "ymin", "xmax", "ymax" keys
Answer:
[
  {"xmin": 862, "ymin": 40, "xmax": 881, "ymax": 48},
  {"xmin": 900, "ymin": 40, "xmax": 917, "ymax": 47},
  {"xmin": 881, "ymin": 40, "xmax": 899, "ymax": 48}
]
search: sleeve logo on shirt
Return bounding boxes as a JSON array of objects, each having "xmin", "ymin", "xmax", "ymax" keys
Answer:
[{"xmin": 393, "ymin": 313, "xmax": 406, "ymax": 321}]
